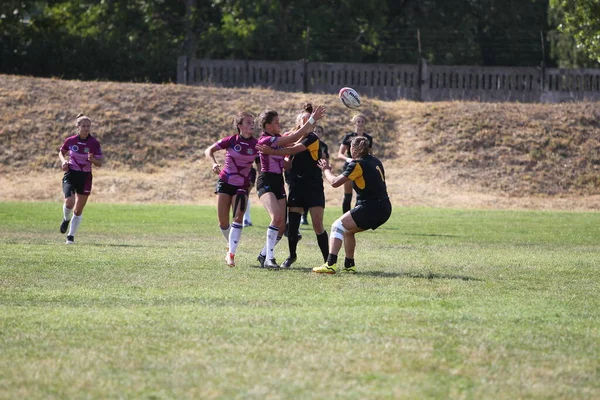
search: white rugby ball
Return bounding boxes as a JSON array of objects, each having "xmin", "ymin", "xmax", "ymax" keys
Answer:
[{"xmin": 339, "ymin": 87, "xmax": 361, "ymax": 109}]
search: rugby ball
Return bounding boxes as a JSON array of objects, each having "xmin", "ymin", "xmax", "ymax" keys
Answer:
[{"xmin": 339, "ymin": 87, "xmax": 361, "ymax": 109}]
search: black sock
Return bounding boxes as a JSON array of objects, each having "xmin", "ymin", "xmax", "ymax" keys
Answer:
[
  {"xmin": 302, "ymin": 209, "xmax": 308, "ymax": 219},
  {"xmin": 344, "ymin": 257, "xmax": 355, "ymax": 269},
  {"xmin": 327, "ymin": 254, "xmax": 338, "ymax": 266},
  {"xmin": 287, "ymin": 212, "xmax": 301, "ymax": 258},
  {"xmin": 342, "ymin": 193, "xmax": 352, "ymax": 213},
  {"xmin": 316, "ymin": 231, "xmax": 329, "ymax": 262}
]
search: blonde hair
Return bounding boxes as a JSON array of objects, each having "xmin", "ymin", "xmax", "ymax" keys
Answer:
[
  {"xmin": 294, "ymin": 102, "xmax": 314, "ymax": 130},
  {"xmin": 76, "ymin": 113, "xmax": 91, "ymax": 126},
  {"xmin": 351, "ymin": 136, "xmax": 370, "ymax": 158},
  {"xmin": 351, "ymin": 113, "xmax": 367, "ymax": 124}
]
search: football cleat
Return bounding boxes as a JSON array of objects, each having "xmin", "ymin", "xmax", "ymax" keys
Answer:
[
  {"xmin": 257, "ymin": 253, "xmax": 266, "ymax": 268},
  {"xmin": 281, "ymin": 256, "xmax": 297, "ymax": 268},
  {"xmin": 342, "ymin": 266, "xmax": 357, "ymax": 274},
  {"xmin": 243, "ymin": 220, "xmax": 253, "ymax": 227},
  {"xmin": 65, "ymin": 235, "xmax": 75, "ymax": 245},
  {"xmin": 312, "ymin": 263, "xmax": 337, "ymax": 274},
  {"xmin": 264, "ymin": 258, "xmax": 280, "ymax": 269},
  {"xmin": 60, "ymin": 219, "xmax": 70, "ymax": 234},
  {"xmin": 225, "ymin": 252, "xmax": 235, "ymax": 267}
]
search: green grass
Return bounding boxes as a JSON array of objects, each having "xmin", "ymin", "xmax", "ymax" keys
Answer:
[{"xmin": 1, "ymin": 202, "xmax": 599, "ymax": 399}]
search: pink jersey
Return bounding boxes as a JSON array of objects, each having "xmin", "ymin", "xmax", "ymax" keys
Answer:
[
  {"xmin": 258, "ymin": 132, "xmax": 285, "ymax": 174},
  {"xmin": 215, "ymin": 134, "xmax": 259, "ymax": 187},
  {"xmin": 60, "ymin": 134, "xmax": 103, "ymax": 172}
]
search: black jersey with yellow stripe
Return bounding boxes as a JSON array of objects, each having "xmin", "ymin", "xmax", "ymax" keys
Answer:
[
  {"xmin": 342, "ymin": 154, "xmax": 388, "ymax": 202},
  {"xmin": 289, "ymin": 132, "xmax": 321, "ymax": 179},
  {"xmin": 341, "ymin": 132, "xmax": 373, "ymax": 157}
]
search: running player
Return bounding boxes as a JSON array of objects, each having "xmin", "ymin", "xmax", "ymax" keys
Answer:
[
  {"xmin": 58, "ymin": 113, "xmax": 104, "ymax": 244},
  {"xmin": 257, "ymin": 104, "xmax": 329, "ymax": 268},
  {"xmin": 313, "ymin": 136, "xmax": 391, "ymax": 274},
  {"xmin": 336, "ymin": 113, "xmax": 373, "ymax": 213},
  {"xmin": 205, "ymin": 112, "xmax": 259, "ymax": 267},
  {"xmin": 255, "ymin": 105, "xmax": 326, "ymax": 269}
]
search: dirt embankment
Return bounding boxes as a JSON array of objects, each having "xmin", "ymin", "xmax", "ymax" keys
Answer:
[{"xmin": 1, "ymin": 74, "xmax": 599, "ymax": 210}]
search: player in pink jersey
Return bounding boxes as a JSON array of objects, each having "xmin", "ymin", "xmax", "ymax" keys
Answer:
[
  {"xmin": 254, "ymin": 105, "xmax": 326, "ymax": 269},
  {"xmin": 58, "ymin": 114, "xmax": 104, "ymax": 244},
  {"xmin": 205, "ymin": 111, "xmax": 259, "ymax": 267}
]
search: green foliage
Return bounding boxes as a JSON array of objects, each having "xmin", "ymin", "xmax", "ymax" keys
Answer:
[
  {"xmin": 1, "ymin": 0, "xmax": 598, "ymax": 82},
  {"xmin": 549, "ymin": 0, "xmax": 600, "ymax": 65}
]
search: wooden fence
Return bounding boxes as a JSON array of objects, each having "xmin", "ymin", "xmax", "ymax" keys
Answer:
[{"xmin": 178, "ymin": 57, "xmax": 600, "ymax": 103}]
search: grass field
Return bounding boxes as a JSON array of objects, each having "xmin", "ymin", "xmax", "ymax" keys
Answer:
[{"xmin": 1, "ymin": 201, "xmax": 599, "ymax": 399}]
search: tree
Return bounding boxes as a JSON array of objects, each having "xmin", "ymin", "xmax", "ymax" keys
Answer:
[{"xmin": 549, "ymin": 0, "xmax": 600, "ymax": 65}]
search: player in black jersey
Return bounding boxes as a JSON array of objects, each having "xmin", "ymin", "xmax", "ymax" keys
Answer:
[
  {"xmin": 301, "ymin": 125, "xmax": 329, "ymax": 225},
  {"xmin": 336, "ymin": 114, "xmax": 373, "ymax": 213},
  {"xmin": 257, "ymin": 104, "xmax": 330, "ymax": 268},
  {"xmin": 314, "ymin": 136, "xmax": 391, "ymax": 274}
]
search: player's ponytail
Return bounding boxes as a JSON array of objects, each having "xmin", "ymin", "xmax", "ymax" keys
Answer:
[{"xmin": 76, "ymin": 113, "xmax": 91, "ymax": 126}]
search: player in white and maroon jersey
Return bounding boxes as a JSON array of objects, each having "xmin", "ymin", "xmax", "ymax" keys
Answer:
[
  {"xmin": 58, "ymin": 114, "xmax": 104, "ymax": 244},
  {"xmin": 254, "ymin": 105, "xmax": 326, "ymax": 269},
  {"xmin": 205, "ymin": 112, "xmax": 259, "ymax": 267}
]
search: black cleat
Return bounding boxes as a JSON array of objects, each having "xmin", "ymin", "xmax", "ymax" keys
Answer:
[
  {"xmin": 264, "ymin": 258, "xmax": 280, "ymax": 269},
  {"xmin": 60, "ymin": 219, "xmax": 70, "ymax": 234},
  {"xmin": 257, "ymin": 253, "xmax": 266, "ymax": 268},
  {"xmin": 66, "ymin": 235, "xmax": 75, "ymax": 244},
  {"xmin": 281, "ymin": 256, "xmax": 297, "ymax": 268}
]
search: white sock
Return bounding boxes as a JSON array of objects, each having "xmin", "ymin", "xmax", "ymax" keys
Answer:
[
  {"xmin": 266, "ymin": 225, "xmax": 279, "ymax": 260},
  {"xmin": 63, "ymin": 204, "xmax": 73, "ymax": 221},
  {"xmin": 244, "ymin": 198, "xmax": 251, "ymax": 223},
  {"xmin": 229, "ymin": 222, "xmax": 243, "ymax": 255},
  {"xmin": 68, "ymin": 215, "xmax": 82, "ymax": 237},
  {"xmin": 220, "ymin": 225, "xmax": 230, "ymax": 244}
]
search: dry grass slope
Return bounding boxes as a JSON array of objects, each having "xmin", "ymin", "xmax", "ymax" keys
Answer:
[{"xmin": 1, "ymin": 74, "xmax": 599, "ymax": 209}]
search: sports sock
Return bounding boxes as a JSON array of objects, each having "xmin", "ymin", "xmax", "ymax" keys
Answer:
[
  {"xmin": 220, "ymin": 224, "xmax": 230, "ymax": 244},
  {"xmin": 344, "ymin": 257, "xmax": 355, "ymax": 269},
  {"xmin": 63, "ymin": 204, "xmax": 73, "ymax": 221},
  {"xmin": 316, "ymin": 231, "xmax": 329, "ymax": 262},
  {"xmin": 266, "ymin": 225, "xmax": 279, "ymax": 260},
  {"xmin": 244, "ymin": 198, "xmax": 251, "ymax": 223},
  {"xmin": 68, "ymin": 215, "xmax": 82, "ymax": 237},
  {"xmin": 229, "ymin": 222, "xmax": 243, "ymax": 255},
  {"xmin": 287, "ymin": 212, "xmax": 301, "ymax": 258},
  {"xmin": 342, "ymin": 193, "xmax": 352, "ymax": 213},
  {"xmin": 326, "ymin": 254, "xmax": 338, "ymax": 266}
]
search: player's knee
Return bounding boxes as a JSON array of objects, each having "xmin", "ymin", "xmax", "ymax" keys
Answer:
[{"xmin": 331, "ymin": 219, "xmax": 347, "ymax": 241}]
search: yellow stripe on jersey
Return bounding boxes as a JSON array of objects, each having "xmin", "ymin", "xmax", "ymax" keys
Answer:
[
  {"xmin": 307, "ymin": 140, "xmax": 319, "ymax": 161},
  {"xmin": 348, "ymin": 163, "xmax": 365, "ymax": 189}
]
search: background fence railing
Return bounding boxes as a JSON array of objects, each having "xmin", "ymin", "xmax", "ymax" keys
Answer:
[{"xmin": 178, "ymin": 57, "xmax": 600, "ymax": 103}]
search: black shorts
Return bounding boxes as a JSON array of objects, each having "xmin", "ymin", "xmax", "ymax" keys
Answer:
[
  {"xmin": 256, "ymin": 172, "xmax": 286, "ymax": 200},
  {"xmin": 287, "ymin": 177, "xmax": 325, "ymax": 209},
  {"xmin": 62, "ymin": 170, "xmax": 92, "ymax": 197},
  {"xmin": 350, "ymin": 198, "xmax": 392, "ymax": 230},
  {"xmin": 215, "ymin": 179, "xmax": 248, "ymax": 197}
]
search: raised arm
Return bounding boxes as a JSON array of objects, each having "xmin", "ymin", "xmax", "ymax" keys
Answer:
[
  {"xmin": 277, "ymin": 105, "xmax": 326, "ymax": 147},
  {"xmin": 256, "ymin": 142, "xmax": 307, "ymax": 156}
]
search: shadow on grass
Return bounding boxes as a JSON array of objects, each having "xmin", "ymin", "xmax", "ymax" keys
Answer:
[{"xmin": 289, "ymin": 267, "xmax": 481, "ymax": 281}]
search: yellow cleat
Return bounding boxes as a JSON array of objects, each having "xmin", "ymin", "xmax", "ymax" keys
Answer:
[{"xmin": 312, "ymin": 263, "xmax": 337, "ymax": 274}]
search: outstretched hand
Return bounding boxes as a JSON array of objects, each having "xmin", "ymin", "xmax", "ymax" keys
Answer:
[
  {"xmin": 311, "ymin": 105, "xmax": 326, "ymax": 122},
  {"xmin": 317, "ymin": 159, "xmax": 332, "ymax": 171}
]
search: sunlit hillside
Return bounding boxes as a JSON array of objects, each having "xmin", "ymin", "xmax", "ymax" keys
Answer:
[{"xmin": 1, "ymin": 74, "xmax": 599, "ymax": 210}]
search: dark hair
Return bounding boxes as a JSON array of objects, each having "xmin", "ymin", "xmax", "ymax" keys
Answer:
[
  {"xmin": 233, "ymin": 111, "xmax": 253, "ymax": 134},
  {"xmin": 351, "ymin": 136, "xmax": 370, "ymax": 158},
  {"xmin": 258, "ymin": 109, "xmax": 278, "ymax": 130},
  {"xmin": 302, "ymin": 102, "xmax": 313, "ymax": 114}
]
